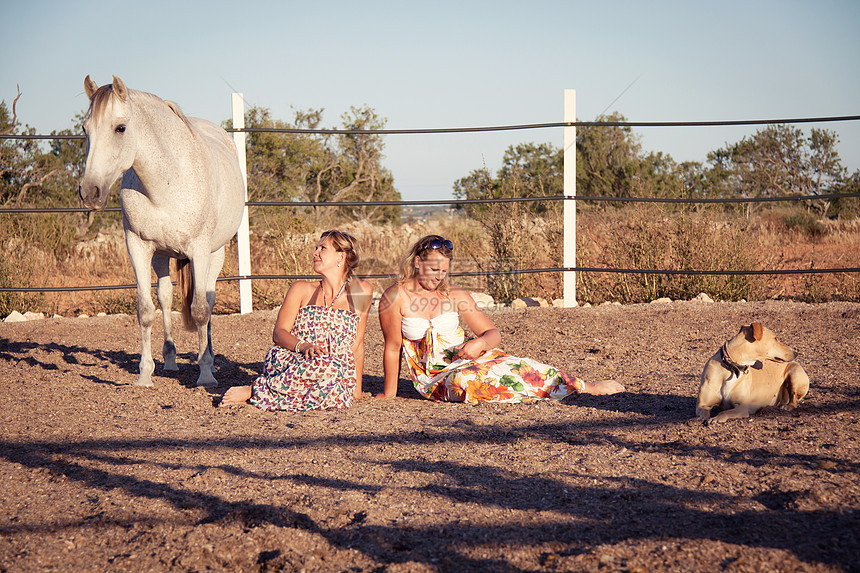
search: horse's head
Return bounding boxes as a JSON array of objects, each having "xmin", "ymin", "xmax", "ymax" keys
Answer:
[{"xmin": 79, "ymin": 75, "xmax": 136, "ymax": 210}]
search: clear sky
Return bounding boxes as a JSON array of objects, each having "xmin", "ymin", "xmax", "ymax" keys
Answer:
[{"xmin": 3, "ymin": 0, "xmax": 859, "ymax": 202}]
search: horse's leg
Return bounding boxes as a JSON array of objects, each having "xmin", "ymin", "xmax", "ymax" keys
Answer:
[
  {"xmin": 189, "ymin": 252, "xmax": 217, "ymax": 387},
  {"xmin": 204, "ymin": 246, "xmax": 226, "ymax": 374},
  {"xmin": 153, "ymin": 255, "xmax": 178, "ymax": 371},
  {"xmin": 125, "ymin": 235, "xmax": 157, "ymax": 387}
]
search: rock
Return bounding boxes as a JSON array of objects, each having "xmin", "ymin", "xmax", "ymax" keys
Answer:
[
  {"xmin": 3, "ymin": 310, "xmax": 26, "ymax": 323},
  {"xmin": 23, "ymin": 311, "xmax": 45, "ymax": 320},
  {"xmin": 510, "ymin": 297, "xmax": 549, "ymax": 308},
  {"xmin": 695, "ymin": 292, "xmax": 715, "ymax": 303},
  {"xmin": 551, "ymin": 298, "xmax": 569, "ymax": 308},
  {"xmin": 651, "ymin": 297, "xmax": 672, "ymax": 304},
  {"xmin": 470, "ymin": 292, "xmax": 495, "ymax": 310}
]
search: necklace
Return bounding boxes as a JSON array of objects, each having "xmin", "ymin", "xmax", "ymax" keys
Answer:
[{"xmin": 323, "ymin": 279, "xmax": 348, "ymax": 308}]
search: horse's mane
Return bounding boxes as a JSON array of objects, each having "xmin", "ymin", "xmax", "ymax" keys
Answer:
[
  {"xmin": 86, "ymin": 84, "xmax": 116, "ymax": 124},
  {"xmin": 164, "ymin": 100, "xmax": 190, "ymax": 126},
  {"xmin": 88, "ymin": 84, "xmax": 192, "ymax": 130}
]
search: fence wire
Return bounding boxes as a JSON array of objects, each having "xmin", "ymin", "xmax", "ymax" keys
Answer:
[
  {"xmin": 3, "ymin": 192, "xmax": 860, "ymax": 214},
  {"xmin": 2, "ymin": 266, "xmax": 859, "ymax": 294},
  {"xmin": 1, "ymin": 115, "xmax": 859, "ymax": 294},
  {"xmin": 2, "ymin": 113, "xmax": 859, "ymax": 139}
]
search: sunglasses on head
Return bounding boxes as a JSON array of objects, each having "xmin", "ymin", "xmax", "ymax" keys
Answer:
[{"xmin": 427, "ymin": 238, "xmax": 453, "ymax": 251}]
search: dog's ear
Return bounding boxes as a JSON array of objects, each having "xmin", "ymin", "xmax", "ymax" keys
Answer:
[{"xmin": 751, "ymin": 322, "xmax": 763, "ymax": 341}]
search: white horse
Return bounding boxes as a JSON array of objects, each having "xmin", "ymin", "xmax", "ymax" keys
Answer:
[{"xmin": 79, "ymin": 75, "xmax": 245, "ymax": 387}]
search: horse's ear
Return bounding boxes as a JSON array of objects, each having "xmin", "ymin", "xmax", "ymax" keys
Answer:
[
  {"xmin": 84, "ymin": 75, "xmax": 98, "ymax": 99},
  {"xmin": 111, "ymin": 75, "xmax": 128, "ymax": 102}
]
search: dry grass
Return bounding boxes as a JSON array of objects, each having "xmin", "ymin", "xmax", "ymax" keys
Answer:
[{"xmin": 1, "ymin": 207, "xmax": 858, "ymax": 318}]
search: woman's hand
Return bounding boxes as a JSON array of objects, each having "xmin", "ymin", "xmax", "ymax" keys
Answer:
[
  {"xmin": 454, "ymin": 337, "xmax": 488, "ymax": 361},
  {"xmin": 297, "ymin": 341, "xmax": 324, "ymax": 358}
]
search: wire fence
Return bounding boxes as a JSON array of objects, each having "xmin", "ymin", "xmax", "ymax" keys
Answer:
[
  {"xmin": 1, "ymin": 115, "xmax": 860, "ymax": 294},
  {"xmin": 4, "ymin": 191, "xmax": 860, "ymax": 214},
  {"xmin": 3, "ymin": 113, "xmax": 859, "ymax": 139}
]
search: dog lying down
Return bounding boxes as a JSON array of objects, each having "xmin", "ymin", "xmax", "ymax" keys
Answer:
[{"xmin": 696, "ymin": 323, "xmax": 809, "ymax": 425}]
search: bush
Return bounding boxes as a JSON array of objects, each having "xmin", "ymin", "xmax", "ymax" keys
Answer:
[
  {"xmin": 782, "ymin": 208, "xmax": 826, "ymax": 238},
  {"xmin": 0, "ymin": 239, "xmax": 43, "ymax": 318},
  {"xmin": 468, "ymin": 201, "xmax": 562, "ymax": 302},
  {"xmin": 576, "ymin": 205, "xmax": 770, "ymax": 304}
]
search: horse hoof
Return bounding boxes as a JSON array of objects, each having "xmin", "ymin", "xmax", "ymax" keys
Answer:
[
  {"xmin": 134, "ymin": 379, "xmax": 155, "ymax": 388},
  {"xmin": 163, "ymin": 363, "xmax": 179, "ymax": 372}
]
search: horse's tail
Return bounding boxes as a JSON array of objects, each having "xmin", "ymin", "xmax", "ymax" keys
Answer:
[{"xmin": 176, "ymin": 258, "xmax": 195, "ymax": 331}]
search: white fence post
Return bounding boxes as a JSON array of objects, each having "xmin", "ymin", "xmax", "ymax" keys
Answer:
[
  {"xmin": 563, "ymin": 89, "xmax": 577, "ymax": 307},
  {"xmin": 232, "ymin": 93, "xmax": 253, "ymax": 314}
]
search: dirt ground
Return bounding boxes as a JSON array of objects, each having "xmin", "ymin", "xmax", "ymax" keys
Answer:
[{"xmin": 1, "ymin": 300, "xmax": 859, "ymax": 572}]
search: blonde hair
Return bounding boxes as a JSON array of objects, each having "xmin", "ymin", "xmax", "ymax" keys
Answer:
[
  {"xmin": 320, "ymin": 230, "xmax": 360, "ymax": 279},
  {"xmin": 397, "ymin": 234, "xmax": 454, "ymax": 294}
]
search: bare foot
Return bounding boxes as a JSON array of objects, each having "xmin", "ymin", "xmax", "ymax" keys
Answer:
[
  {"xmin": 582, "ymin": 379, "xmax": 625, "ymax": 395},
  {"xmin": 220, "ymin": 385, "xmax": 252, "ymax": 406}
]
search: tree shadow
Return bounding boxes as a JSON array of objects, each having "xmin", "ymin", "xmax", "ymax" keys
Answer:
[
  {"xmin": 1, "ymin": 425, "xmax": 857, "ymax": 571},
  {"xmin": 565, "ymin": 390, "xmax": 695, "ymax": 421}
]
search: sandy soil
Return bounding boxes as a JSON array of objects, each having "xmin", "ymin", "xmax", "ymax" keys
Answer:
[{"xmin": 1, "ymin": 300, "xmax": 859, "ymax": 572}]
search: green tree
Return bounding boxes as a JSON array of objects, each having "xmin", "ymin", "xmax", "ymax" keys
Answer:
[
  {"xmin": 1, "ymin": 99, "xmax": 85, "ymax": 211},
  {"xmin": 1, "ymin": 97, "xmax": 88, "ymax": 257},
  {"xmin": 234, "ymin": 104, "xmax": 400, "ymax": 226},
  {"xmin": 453, "ymin": 142, "xmax": 562, "ymax": 218},
  {"xmin": 455, "ymin": 112, "xmax": 685, "ymax": 209},
  {"xmin": 327, "ymin": 105, "xmax": 400, "ymax": 224},
  {"xmin": 632, "ymin": 151, "xmax": 685, "ymax": 199},
  {"xmin": 576, "ymin": 112, "xmax": 643, "ymax": 200},
  {"xmin": 704, "ymin": 125, "xmax": 847, "ymax": 215},
  {"xmin": 452, "ymin": 142, "xmax": 565, "ymax": 301},
  {"xmin": 239, "ymin": 106, "xmax": 330, "ymax": 203},
  {"xmin": 827, "ymin": 169, "xmax": 860, "ymax": 219},
  {"xmin": 1, "ymin": 98, "xmax": 19, "ymax": 203}
]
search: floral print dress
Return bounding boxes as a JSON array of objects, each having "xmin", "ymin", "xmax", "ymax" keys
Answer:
[
  {"xmin": 250, "ymin": 304, "xmax": 358, "ymax": 411},
  {"xmin": 400, "ymin": 312, "xmax": 585, "ymax": 403}
]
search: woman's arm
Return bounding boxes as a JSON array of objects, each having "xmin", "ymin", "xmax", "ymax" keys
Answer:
[
  {"xmin": 272, "ymin": 281, "xmax": 312, "ymax": 350},
  {"xmin": 377, "ymin": 284, "xmax": 404, "ymax": 398},
  {"xmin": 450, "ymin": 286, "xmax": 501, "ymax": 360},
  {"xmin": 349, "ymin": 278, "xmax": 373, "ymax": 398}
]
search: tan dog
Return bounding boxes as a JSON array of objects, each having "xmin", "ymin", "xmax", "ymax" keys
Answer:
[{"xmin": 696, "ymin": 323, "xmax": 809, "ymax": 425}]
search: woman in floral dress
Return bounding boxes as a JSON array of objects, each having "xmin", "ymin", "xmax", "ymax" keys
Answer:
[
  {"xmin": 221, "ymin": 230, "xmax": 373, "ymax": 410},
  {"xmin": 377, "ymin": 235, "xmax": 624, "ymax": 403}
]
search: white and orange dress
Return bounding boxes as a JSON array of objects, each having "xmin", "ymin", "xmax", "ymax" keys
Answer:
[{"xmin": 400, "ymin": 312, "xmax": 585, "ymax": 403}]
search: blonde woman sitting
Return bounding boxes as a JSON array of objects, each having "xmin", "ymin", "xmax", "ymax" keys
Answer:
[
  {"xmin": 222, "ymin": 230, "xmax": 372, "ymax": 410},
  {"xmin": 377, "ymin": 235, "xmax": 624, "ymax": 403}
]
